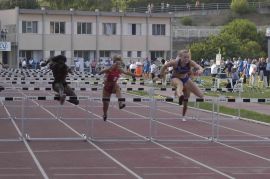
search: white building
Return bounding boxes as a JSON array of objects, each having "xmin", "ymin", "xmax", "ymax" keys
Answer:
[{"xmin": 0, "ymin": 7, "xmax": 173, "ymax": 68}]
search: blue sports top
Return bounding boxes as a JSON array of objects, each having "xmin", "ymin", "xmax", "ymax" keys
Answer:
[{"xmin": 173, "ymin": 59, "xmax": 190, "ymax": 74}]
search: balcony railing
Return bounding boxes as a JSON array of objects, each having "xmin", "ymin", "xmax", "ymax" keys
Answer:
[{"xmin": 126, "ymin": 2, "xmax": 270, "ymax": 13}]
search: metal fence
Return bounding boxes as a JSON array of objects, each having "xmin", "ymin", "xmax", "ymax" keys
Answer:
[{"xmin": 126, "ymin": 2, "xmax": 270, "ymax": 13}]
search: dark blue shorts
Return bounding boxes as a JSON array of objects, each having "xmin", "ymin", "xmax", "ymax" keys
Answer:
[{"xmin": 172, "ymin": 76, "xmax": 190, "ymax": 84}]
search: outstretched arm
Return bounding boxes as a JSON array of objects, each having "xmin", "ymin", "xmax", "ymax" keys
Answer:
[
  {"xmin": 40, "ymin": 57, "xmax": 52, "ymax": 67},
  {"xmin": 98, "ymin": 65, "xmax": 115, "ymax": 75},
  {"xmin": 160, "ymin": 60, "xmax": 175, "ymax": 78},
  {"xmin": 190, "ymin": 60, "xmax": 204, "ymax": 75},
  {"xmin": 120, "ymin": 69, "xmax": 139, "ymax": 77}
]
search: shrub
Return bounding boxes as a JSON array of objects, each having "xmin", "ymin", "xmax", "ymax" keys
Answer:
[
  {"xmin": 230, "ymin": 0, "xmax": 250, "ymax": 14},
  {"xmin": 181, "ymin": 16, "xmax": 192, "ymax": 26}
]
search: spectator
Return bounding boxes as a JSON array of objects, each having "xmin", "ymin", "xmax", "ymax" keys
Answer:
[
  {"xmin": 266, "ymin": 58, "xmax": 270, "ymax": 87},
  {"xmin": 22, "ymin": 59, "xmax": 27, "ymax": 69},
  {"xmin": 226, "ymin": 68, "xmax": 239, "ymax": 89},
  {"xmin": 210, "ymin": 62, "xmax": 218, "ymax": 86},
  {"xmin": 129, "ymin": 61, "xmax": 136, "ymax": 80},
  {"xmin": 223, "ymin": 59, "xmax": 234, "ymax": 77},
  {"xmin": 150, "ymin": 62, "xmax": 158, "ymax": 80},
  {"xmin": 195, "ymin": 0, "xmax": 200, "ymax": 8},
  {"xmin": 143, "ymin": 58, "xmax": 150, "ymax": 79},
  {"xmin": 91, "ymin": 59, "xmax": 97, "ymax": 75},
  {"xmin": 249, "ymin": 59, "xmax": 257, "ymax": 87},
  {"xmin": 0, "ymin": 29, "xmax": 4, "ymax": 41},
  {"xmin": 4, "ymin": 29, "xmax": 7, "ymax": 41},
  {"xmin": 75, "ymin": 60, "xmax": 80, "ymax": 71}
]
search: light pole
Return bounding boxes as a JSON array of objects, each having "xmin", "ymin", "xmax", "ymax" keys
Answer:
[{"xmin": 266, "ymin": 27, "xmax": 270, "ymax": 61}]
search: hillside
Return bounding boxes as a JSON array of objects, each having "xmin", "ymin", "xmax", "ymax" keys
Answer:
[{"xmin": 176, "ymin": 11, "xmax": 270, "ymax": 26}]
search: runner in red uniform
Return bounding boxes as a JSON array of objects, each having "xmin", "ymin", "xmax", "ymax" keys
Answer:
[{"xmin": 99, "ymin": 55, "xmax": 139, "ymax": 121}]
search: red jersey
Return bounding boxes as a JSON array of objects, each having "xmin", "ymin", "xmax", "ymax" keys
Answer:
[{"xmin": 105, "ymin": 68, "xmax": 121, "ymax": 82}]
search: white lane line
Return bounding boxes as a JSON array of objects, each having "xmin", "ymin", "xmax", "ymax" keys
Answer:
[
  {"xmin": 218, "ymin": 166, "xmax": 270, "ymax": 169},
  {"xmin": 0, "ymin": 167, "xmax": 32, "ymax": 170},
  {"xmin": 86, "ymin": 97, "xmax": 234, "ymax": 178},
  {"xmin": 16, "ymin": 91, "xmax": 49, "ymax": 179},
  {"xmin": 0, "ymin": 174, "xmax": 36, "ymax": 177},
  {"xmin": 50, "ymin": 166, "xmax": 116, "ymax": 170},
  {"xmin": 134, "ymin": 166, "xmax": 200, "ymax": 169},
  {"xmin": 152, "ymin": 141, "xmax": 235, "ymax": 179},
  {"xmin": 53, "ymin": 173, "xmax": 126, "ymax": 176},
  {"xmin": 75, "ymin": 101, "xmax": 148, "ymax": 141},
  {"xmin": 120, "ymin": 106, "xmax": 209, "ymax": 140},
  {"xmin": 129, "ymin": 97, "xmax": 270, "ymax": 162},
  {"xmin": 143, "ymin": 101, "xmax": 269, "ymax": 140},
  {"xmin": 37, "ymin": 92, "xmax": 143, "ymax": 179},
  {"xmin": 144, "ymin": 172, "xmax": 215, "ymax": 176},
  {"xmin": 233, "ymin": 173, "xmax": 270, "ymax": 175}
]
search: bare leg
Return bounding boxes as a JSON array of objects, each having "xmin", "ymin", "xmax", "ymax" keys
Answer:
[
  {"xmin": 115, "ymin": 84, "xmax": 125, "ymax": 109},
  {"xmin": 171, "ymin": 78, "xmax": 184, "ymax": 105},
  {"xmin": 102, "ymin": 89, "xmax": 111, "ymax": 121},
  {"xmin": 185, "ymin": 80, "xmax": 204, "ymax": 98},
  {"xmin": 53, "ymin": 82, "xmax": 65, "ymax": 105},
  {"xmin": 182, "ymin": 89, "xmax": 190, "ymax": 122},
  {"xmin": 171, "ymin": 78, "xmax": 184, "ymax": 97},
  {"xmin": 64, "ymin": 85, "xmax": 79, "ymax": 105}
]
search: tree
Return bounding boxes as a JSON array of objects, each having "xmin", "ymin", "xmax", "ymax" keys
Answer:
[
  {"xmin": 0, "ymin": 0, "xmax": 39, "ymax": 9},
  {"xmin": 240, "ymin": 41, "xmax": 265, "ymax": 58},
  {"xmin": 221, "ymin": 19, "xmax": 258, "ymax": 42},
  {"xmin": 112, "ymin": 0, "xmax": 137, "ymax": 11},
  {"xmin": 190, "ymin": 19, "xmax": 266, "ymax": 59}
]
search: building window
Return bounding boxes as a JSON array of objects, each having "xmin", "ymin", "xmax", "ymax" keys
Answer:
[
  {"xmin": 137, "ymin": 51, "xmax": 141, "ymax": 58},
  {"xmin": 151, "ymin": 51, "xmax": 164, "ymax": 60},
  {"xmin": 103, "ymin": 23, "xmax": 116, "ymax": 35},
  {"xmin": 74, "ymin": 51, "xmax": 91, "ymax": 60},
  {"xmin": 152, "ymin": 24, "xmax": 165, "ymax": 35},
  {"xmin": 128, "ymin": 24, "xmax": 141, "ymax": 35},
  {"xmin": 50, "ymin": 21, "xmax": 65, "ymax": 34},
  {"xmin": 77, "ymin": 22, "xmax": 92, "ymax": 34},
  {"xmin": 19, "ymin": 50, "xmax": 32, "ymax": 59},
  {"xmin": 100, "ymin": 51, "xmax": 110, "ymax": 57},
  {"xmin": 50, "ymin": 51, "xmax": 55, "ymax": 57},
  {"xmin": 61, "ymin": 51, "xmax": 65, "ymax": 56},
  {"xmin": 127, "ymin": 51, "xmax": 132, "ymax": 58},
  {"xmin": 22, "ymin": 21, "xmax": 38, "ymax": 33}
]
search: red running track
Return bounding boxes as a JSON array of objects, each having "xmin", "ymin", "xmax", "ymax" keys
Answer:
[{"xmin": 0, "ymin": 89, "xmax": 270, "ymax": 179}]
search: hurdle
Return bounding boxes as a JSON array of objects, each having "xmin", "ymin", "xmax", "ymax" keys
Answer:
[
  {"xmin": 19, "ymin": 96, "xmax": 90, "ymax": 142},
  {"xmin": 214, "ymin": 97, "xmax": 270, "ymax": 143},
  {"xmin": 0, "ymin": 97, "xmax": 24, "ymax": 141},
  {"xmin": 88, "ymin": 95, "xmax": 152, "ymax": 142}
]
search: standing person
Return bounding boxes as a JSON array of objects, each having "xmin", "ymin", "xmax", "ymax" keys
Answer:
[
  {"xmin": 249, "ymin": 59, "xmax": 257, "ymax": 87},
  {"xmin": 266, "ymin": 58, "xmax": 270, "ymax": 87},
  {"xmin": 129, "ymin": 61, "xmax": 136, "ymax": 80},
  {"xmin": 150, "ymin": 61, "xmax": 158, "ymax": 81},
  {"xmin": 99, "ymin": 55, "xmax": 139, "ymax": 121},
  {"xmin": 90, "ymin": 59, "xmax": 97, "ymax": 75},
  {"xmin": 41, "ymin": 55, "xmax": 79, "ymax": 105},
  {"xmin": 160, "ymin": 49, "xmax": 204, "ymax": 106},
  {"xmin": 143, "ymin": 57, "xmax": 150, "ymax": 79}
]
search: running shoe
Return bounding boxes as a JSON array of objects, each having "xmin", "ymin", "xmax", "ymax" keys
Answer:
[
  {"xmin": 103, "ymin": 114, "xmax": 107, "ymax": 121},
  {"xmin": 119, "ymin": 103, "xmax": 126, "ymax": 109}
]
